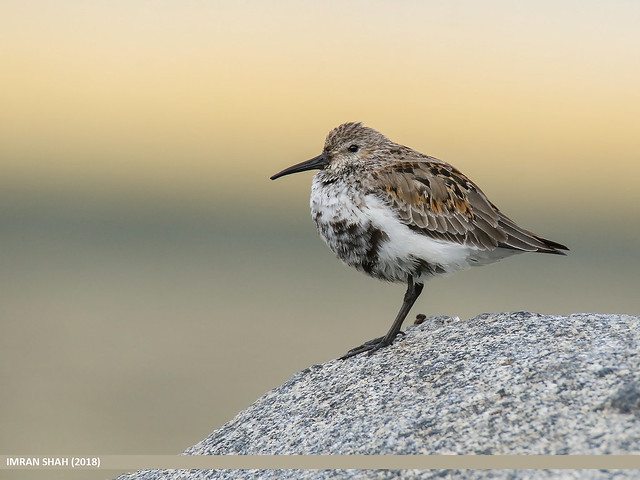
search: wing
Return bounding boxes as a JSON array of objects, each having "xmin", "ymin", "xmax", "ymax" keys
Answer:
[{"xmin": 369, "ymin": 160, "xmax": 568, "ymax": 254}]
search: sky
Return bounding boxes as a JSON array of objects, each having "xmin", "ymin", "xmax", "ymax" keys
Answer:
[{"xmin": 2, "ymin": 0, "xmax": 639, "ymax": 212}]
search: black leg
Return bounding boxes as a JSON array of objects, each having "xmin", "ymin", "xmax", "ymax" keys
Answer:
[{"xmin": 340, "ymin": 276, "xmax": 424, "ymax": 360}]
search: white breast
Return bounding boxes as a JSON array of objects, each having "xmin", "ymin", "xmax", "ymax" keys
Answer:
[{"xmin": 309, "ymin": 176, "xmax": 500, "ymax": 284}]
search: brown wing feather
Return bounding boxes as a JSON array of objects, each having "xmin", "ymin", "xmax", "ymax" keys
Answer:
[{"xmin": 370, "ymin": 160, "xmax": 568, "ymax": 254}]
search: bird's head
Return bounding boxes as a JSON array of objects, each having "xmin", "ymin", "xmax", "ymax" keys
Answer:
[{"xmin": 270, "ymin": 122, "xmax": 390, "ymax": 180}]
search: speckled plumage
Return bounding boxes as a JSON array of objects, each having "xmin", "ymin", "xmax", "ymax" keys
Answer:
[{"xmin": 271, "ymin": 122, "xmax": 568, "ymax": 358}]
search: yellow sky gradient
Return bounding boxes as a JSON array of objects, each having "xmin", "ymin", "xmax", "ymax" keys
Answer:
[{"xmin": 2, "ymin": 1, "xmax": 639, "ymax": 210}]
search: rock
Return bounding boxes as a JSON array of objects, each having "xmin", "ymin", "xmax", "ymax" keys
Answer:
[{"xmin": 116, "ymin": 312, "xmax": 640, "ymax": 479}]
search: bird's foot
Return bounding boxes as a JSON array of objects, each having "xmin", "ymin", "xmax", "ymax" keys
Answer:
[{"xmin": 339, "ymin": 331, "xmax": 405, "ymax": 360}]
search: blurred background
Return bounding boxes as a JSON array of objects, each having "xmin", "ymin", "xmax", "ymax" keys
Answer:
[{"xmin": 1, "ymin": 0, "xmax": 639, "ymax": 478}]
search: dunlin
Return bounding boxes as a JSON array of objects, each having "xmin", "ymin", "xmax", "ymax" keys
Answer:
[{"xmin": 271, "ymin": 122, "xmax": 568, "ymax": 359}]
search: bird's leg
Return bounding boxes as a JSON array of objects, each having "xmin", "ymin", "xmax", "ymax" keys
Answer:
[{"xmin": 340, "ymin": 276, "xmax": 424, "ymax": 360}]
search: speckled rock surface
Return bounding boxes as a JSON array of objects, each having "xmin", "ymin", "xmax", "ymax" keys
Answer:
[
  {"xmin": 116, "ymin": 312, "xmax": 640, "ymax": 480},
  {"xmin": 116, "ymin": 470, "xmax": 637, "ymax": 480}
]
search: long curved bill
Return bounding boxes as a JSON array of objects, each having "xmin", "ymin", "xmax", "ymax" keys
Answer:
[{"xmin": 270, "ymin": 153, "xmax": 328, "ymax": 180}]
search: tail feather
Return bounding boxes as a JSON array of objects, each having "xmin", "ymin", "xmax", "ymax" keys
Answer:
[{"xmin": 497, "ymin": 215, "xmax": 569, "ymax": 255}]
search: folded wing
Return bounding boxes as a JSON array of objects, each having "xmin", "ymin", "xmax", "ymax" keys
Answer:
[{"xmin": 370, "ymin": 160, "xmax": 568, "ymax": 255}]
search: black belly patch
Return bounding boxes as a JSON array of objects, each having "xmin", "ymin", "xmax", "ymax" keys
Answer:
[
  {"xmin": 411, "ymin": 256, "xmax": 446, "ymax": 276},
  {"xmin": 360, "ymin": 227, "xmax": 389, "ymax": 276}
]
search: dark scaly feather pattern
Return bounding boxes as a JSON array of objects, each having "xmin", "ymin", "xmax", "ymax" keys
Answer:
[{"xmin": 368, "ymin": 157, "xmax": 567, "ymax": 255}]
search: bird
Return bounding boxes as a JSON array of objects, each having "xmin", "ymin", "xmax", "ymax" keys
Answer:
[{"xmin": 270, "ymin": 122, "xmax": 568, "ymax": 359}]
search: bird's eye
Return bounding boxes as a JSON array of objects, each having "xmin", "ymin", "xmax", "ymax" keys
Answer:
[{"xmin": 348, "ymin": 144, "xmax": 359, "ymax": 152}]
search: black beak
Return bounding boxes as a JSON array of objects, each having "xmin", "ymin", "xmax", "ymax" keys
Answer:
[{"xmin": 270, "ymin": 153, "xmax": 328, "ymax": 180}]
